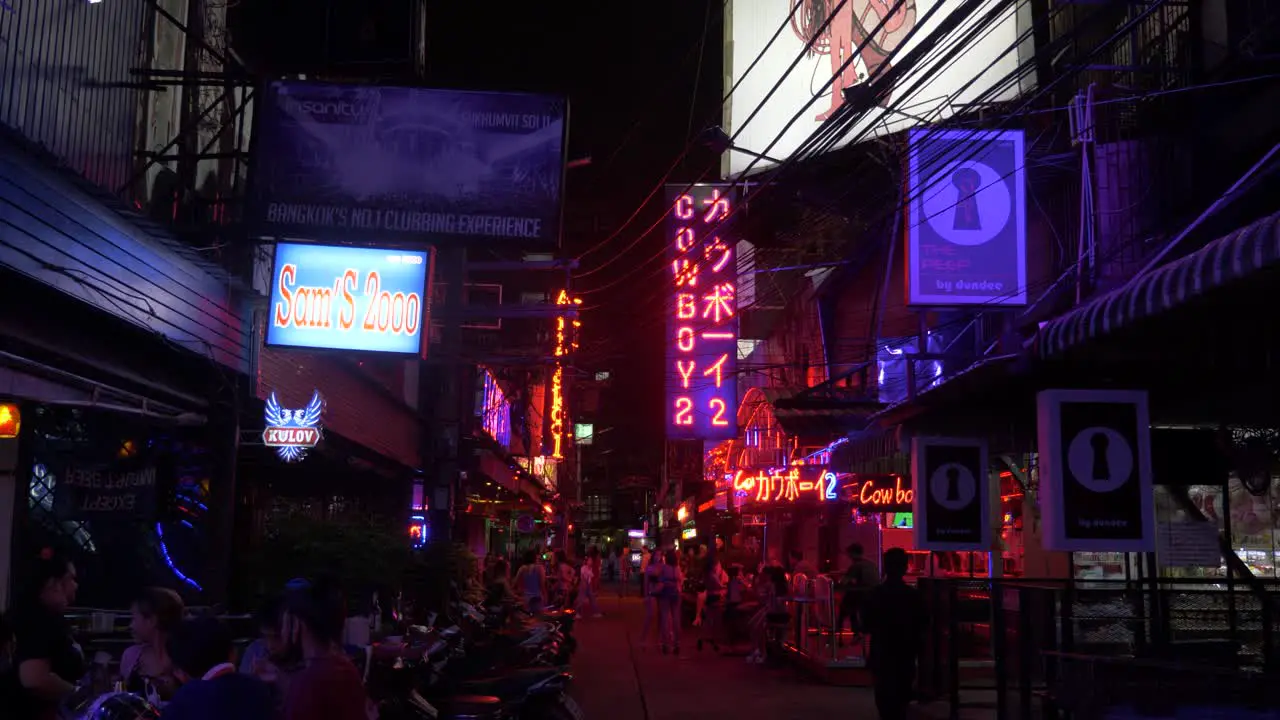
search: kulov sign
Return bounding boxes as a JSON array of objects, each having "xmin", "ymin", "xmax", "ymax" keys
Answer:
[
  {"xmin": 267, "ymin": 242, "xmax": 432, "ymax": 355},
  {"xmin": 264, "ymin": 391, "xmax": 325, "ymax": 463},
  {"xmin": 732, "ymin": 466, "xmax": 839, "ymax": 505}
]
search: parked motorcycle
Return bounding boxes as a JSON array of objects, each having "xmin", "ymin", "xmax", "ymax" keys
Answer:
[{"xmin": 363, "ymin": 603, "xmax": 581, "ymax": 720}]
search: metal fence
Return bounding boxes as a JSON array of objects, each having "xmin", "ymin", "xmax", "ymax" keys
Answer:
[
  {"xmin": 917, "ymin": 578, "xmax": 1280, "ymax": 720},
  {"xmin": 0, "ymin": 0, "xmax": 149, "ymax": 194}
]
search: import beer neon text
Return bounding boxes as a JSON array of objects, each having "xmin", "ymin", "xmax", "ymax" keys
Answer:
[{"xmin": 273, "ymin": 263, "xmax": 423, "ymax": 336}]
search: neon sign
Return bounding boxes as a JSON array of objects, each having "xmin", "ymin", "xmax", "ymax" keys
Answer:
[
  {"xmin": 732, "ymin": 467, "xmax": 839, "ymax": 505},
  {"xmin": 550, "ymin": 290, "xmax": 579, "ymax": 458},
  {"xmin": 264, "ymin": 391, "xmax": 324, "ymax": 462},
  {"xmin": 665, "ymin": 184, "xmax": 739, "ymax": 440},
  {"xmin": 850, "ymin": 475, "xmax": 914, "ymax": 513},
  {"xmin": 477, "ymin": 369, "xmax": 512, "ymax": 449},
  {"xmin": 266, "ymin": 243, "xmax": 431, "ymax": 355}
]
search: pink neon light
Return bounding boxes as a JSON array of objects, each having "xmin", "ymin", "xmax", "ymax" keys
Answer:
[{"xmin": 676, "ymin": 326, "xmax": 695, "ymax": 352}]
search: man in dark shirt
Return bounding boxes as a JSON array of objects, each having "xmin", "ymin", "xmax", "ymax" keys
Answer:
[
  {"xmin": 162, "ymin": 616, "xmax": 273, "ymax": 720},
  {"xmin": 861, "ymin": 548, "xmax": 927, "ymax": 720},
  {"xmin": 280, "ymin": 576, "xmax": 369, "ymax": 720},
  {"xmin": 839, "ymin": 543, "xmax": 881, "ymax": 644},
  {"xmin": 10, "ymin": 598, "xmax": 85, "ymax": 720}
]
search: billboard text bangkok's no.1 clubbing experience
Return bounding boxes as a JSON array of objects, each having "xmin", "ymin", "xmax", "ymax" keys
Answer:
[{"xmin": 246, "ymin": 81, "xmax": 567, "ymax": 246}]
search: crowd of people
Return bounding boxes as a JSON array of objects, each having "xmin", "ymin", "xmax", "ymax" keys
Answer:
[
  {"xmin": 0, "ymin": 547, "xmax": 373, "ymax": 720},
  {"xmin": 605, "ymin": 537, "xmax": 925, "ymax": 720},
  {"xmin": 482, "ymin": 547, "xmax": 608, "ymax": 618}
]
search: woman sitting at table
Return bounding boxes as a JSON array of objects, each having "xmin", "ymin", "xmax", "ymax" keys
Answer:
[{"xmin": 119, "ymin": 586, "xmax": 185, "ymax": 704}]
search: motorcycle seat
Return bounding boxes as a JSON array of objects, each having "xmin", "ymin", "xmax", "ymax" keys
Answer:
[
  {"xmin": 433, "ymin": 694, "xmax": 504, "ymax": 720},
  {"xmin": 460, "ymin": 666, "xmax": 564, "ymax": 693}
]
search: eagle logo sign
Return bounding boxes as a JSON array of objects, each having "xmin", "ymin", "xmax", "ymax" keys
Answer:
[{"xmin": 263, "ymin": 391, "xmax": 325, "ymax": 462}]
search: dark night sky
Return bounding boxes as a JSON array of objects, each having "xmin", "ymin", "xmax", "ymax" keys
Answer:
[{"xmin": 428, "ymin": 1, "xmax": 725, "ymax": 468}]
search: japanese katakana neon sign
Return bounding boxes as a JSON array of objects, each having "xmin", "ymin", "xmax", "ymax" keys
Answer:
[
  {"xmin": 665, "ymin": 184, "xmax": 739, "ymax": 440},
  {"xmin": 732, "ymin": 467, "xmax": 840, "ymax": 506}
]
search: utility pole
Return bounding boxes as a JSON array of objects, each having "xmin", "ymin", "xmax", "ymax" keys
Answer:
[{"xmin": 422, "ymin": 246, "xmax": 467, "ymax": 543}]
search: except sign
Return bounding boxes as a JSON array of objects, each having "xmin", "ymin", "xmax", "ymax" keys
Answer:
[
  {"xmin": 1036, "ymin": 389, "xmax": 1155, "ymax": 552},
  {"xmin": 264, "ymin": 391, "xmax": 325, "ymax": 463},
  {"xmin": 906, "ymin": 129, "xmax": 1027, "ymax": 306},
  {"xmin": 911, "ymin": 437, "xmax": 991, "ymax": 551},
  {"xmin": 52, "ymin": 460, "xmax": 159, "ymax": 520},
  {"xmin": 722, "ymin": 1, "xmax": 1028, "ymax": 177},
  {"xmin": 267, "ymin": 242, "xmax": 432, "ymax": 355},
  {"xmin": 665, "ymin": 184, "xmax": 739, "ymax": 441},
  {"xmin": 247, "ymin": 80, "xmax": 567, "ymax": 246}
]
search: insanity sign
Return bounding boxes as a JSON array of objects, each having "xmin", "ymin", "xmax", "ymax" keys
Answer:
[
  {"xmin": 1037, "ymin": 389, "xmax": 1155, "ymax": 552},
  {"xmin": 911, "ymin": 437, "xmax": 991, "ymax": 551},
  {"xmin": 665, "ymin": 184, "xmax": 739, "ymax": 441},
  {"xmin": 247, "ymin": 81, "xmax": 567, "ymax": 246}
]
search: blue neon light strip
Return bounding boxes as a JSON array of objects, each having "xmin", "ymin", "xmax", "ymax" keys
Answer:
[{"xmin": 155, "ymin": 523, "xmax": 203, "ymax": 592}]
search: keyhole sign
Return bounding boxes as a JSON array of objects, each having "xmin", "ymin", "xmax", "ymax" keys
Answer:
[
  {"xmin": 1090, "ymin": 432, "xmax": 1111, "ymax": 484},
  {"xmin": 952, "ymin": 167, "xmax": 982, "ymax": 231},
  {"xmin": 944, "ymin": 466, "xmax": 960, "ymax": 503}
]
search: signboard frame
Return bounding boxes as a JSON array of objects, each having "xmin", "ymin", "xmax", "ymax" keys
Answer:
[
  {"xmin": 265, "ymin": 241, "xmax": 434, "ymax": 357},
  {"xmin": 911, "ymin": 437, "xmax": 991, "ymax": 551},
  {"xmin": 664, "ymin": 183, "xmax": 740, "ymax": 441},
  {"xmin": 906, "ymin": 128, "xmax": 1028, "ymax": 307},
  {"xmin": 245, "ymin": 79, "xmax": 569, "ymax": 248},
  {"xmin": 1036, "ymin": 389, "xmax": 1156, "ymax": 553}
]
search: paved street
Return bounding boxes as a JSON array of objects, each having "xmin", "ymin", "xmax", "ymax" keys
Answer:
[{"xmin": 569, "ymin": 586, "xmax": 988, "ymax": 720}]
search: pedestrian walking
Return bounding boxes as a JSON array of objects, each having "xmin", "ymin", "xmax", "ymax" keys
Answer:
[
  {"xmin": 575, "ymin": 548, "xmax": 603, "ymax": 618},
  {"xmin": 862, "ymin": 548, "xmax": 927, "ymax": 720},
  {"xmin": 640, "ymin": 549, "xmax": 663, "ymax": 647},
  {"xmin": 696, "ymin": 557, "xmax": 728, "ymax": 653},
  {"xmin": 618, "ymin": 548, "xmax": 632, "ymax": 597},
  {"xmin": 657, "ymin": 549, "xmax": 683, "ymax": 655}
]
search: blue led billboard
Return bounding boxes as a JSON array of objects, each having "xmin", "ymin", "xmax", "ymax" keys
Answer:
[{"xmin": 266, "ymin": 242, "xmax": 431, "ymax": 355}]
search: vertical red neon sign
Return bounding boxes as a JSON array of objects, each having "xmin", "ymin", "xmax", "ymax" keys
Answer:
[{"xmin": 665, "ymin": 184, "xmax": 738, "ymax": 440}]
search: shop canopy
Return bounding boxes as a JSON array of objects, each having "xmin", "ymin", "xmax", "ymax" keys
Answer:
[{"xmin": 1037, "ymin": 209, "xmax": 1280, "ymax": 357}]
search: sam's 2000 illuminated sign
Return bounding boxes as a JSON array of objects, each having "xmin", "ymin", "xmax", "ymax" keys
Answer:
[
  {"xmin": 267, "ymin": 242, "xmax": 432, "ymax": 355},
  {"xmin": 665, "ymin": 184, "xmax": 738, "ymax": 441}
]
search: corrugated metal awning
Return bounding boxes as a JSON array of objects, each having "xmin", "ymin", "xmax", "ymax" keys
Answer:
[{"xmin": 1038, "ymin": 210, "xmax": 1280, "ymax": 357}]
